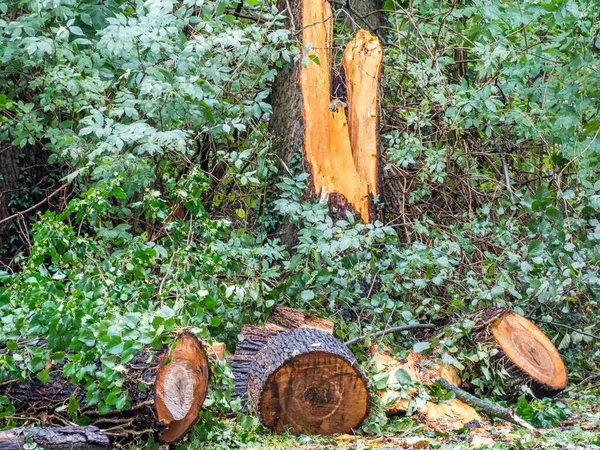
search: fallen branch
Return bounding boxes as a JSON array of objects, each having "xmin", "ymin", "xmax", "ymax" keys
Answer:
[
  {"xmin": 344, "ymin": 323, "xmax": 435, "ymax": 347},
  {"xmin": 0, "ymin": 180, "xmax": 73, "ymax": 226},
  {"xmin": 437, "ymin": 378, "xmax": 540, "ymax": 436}
]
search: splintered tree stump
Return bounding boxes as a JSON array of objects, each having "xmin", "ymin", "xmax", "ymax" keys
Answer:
[
  {"xmin": 0, "ymin": 332, "xmax": 210, "ymax": 443},
  {"xmin": 247, "ymin": 328, "xmax": 369, "ymax": 435},
  {"xmin": 476, "ymin": 309, "xmax": 567, "ymax": 398},
  {"xmin": 0, "ymin": 426, "xmax": 110, "ymax": 450},
  {"xmin": 270, "ymin": 0, "xmax": 383, "ymax": 222}
]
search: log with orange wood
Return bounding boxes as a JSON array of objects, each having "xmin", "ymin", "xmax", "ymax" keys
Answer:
[{"xmin": 229, "ymin": 306, "xmax": 370, "ymax": 435}]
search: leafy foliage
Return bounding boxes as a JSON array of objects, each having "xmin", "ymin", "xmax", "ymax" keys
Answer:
[{"xmin": 0, "ymin": 0, "xmax": 599, "ymax": 445}]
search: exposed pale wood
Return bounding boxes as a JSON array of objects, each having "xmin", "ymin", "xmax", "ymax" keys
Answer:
[
  {"xmin": 477, "ymin": 309, "xmax": 567, "ymax": 398},
  {"xmin": 370, "ymin": 347, "xmax": 480, "ymax": 432},
  {"xmin": 155, "ymin": 332, "xmax": 209, "ymax": 443},
  {"xmin": 343, "ymin": 30, "xmax": 383, "ymax": 195},
  {"xmin": 437, "ymin": 378, "xmax": 539, "ymax": 435},
  {"xmin": 247, "ymin": 327, "xmax": 369, "ymax": 434},
  {"xmin": 300, "ymin": 0, "xmax": 382, "ymax": 221},
  {"xmin": 0, "ymin": 426, "xmax": 110, "ymax": 450}
]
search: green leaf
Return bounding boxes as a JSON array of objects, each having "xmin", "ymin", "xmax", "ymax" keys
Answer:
[
  {"xmin": 301, "ymin": 290, "xmax": 315, "ymax": 301},
  {"xmin": 36, "ymin": 369, "xmax": 51, "ymax": 383}
]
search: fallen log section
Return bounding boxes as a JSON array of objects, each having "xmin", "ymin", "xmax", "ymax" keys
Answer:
[
  {"xmin": 0, "ymin": 426, "xmax": 110, "ymax": 450},
  {"xmin": 475, "ymin": 309, "xmax": 568, "ymax": 398},
  {"xmin": 248, "ymin": 327, "xmax": 369, "ymax": 434},
  {"xmin": 230, "ymin": 306, "xmax": 370, "ymax": 434},
  {"xmin": 0, "ymin": 331, "xmax": 210, "ymax": 443}
]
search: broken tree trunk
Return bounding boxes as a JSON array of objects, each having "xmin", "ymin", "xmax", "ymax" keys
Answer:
[
  {"xmin": 248, "ymin": 327, "xmax": 369, "ymax": 434},
  {"xmin": 271, "ymin": 0, "xmax": 383, "ymax": 222},
  {"xmin": 475, "ymin": 309, "xmax": 568, "ymax": 398},
  {"xmin": 0, "ymin": 331, "xmax": 210, "ymax": 443},
  {"xmin": 0, "ymin": 426, "xmax": 110, "ymax": 450}
]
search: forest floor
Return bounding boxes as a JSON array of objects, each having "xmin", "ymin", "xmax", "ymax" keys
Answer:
[{"xmin": 186, "ymin": 387, "xmax": 600, "ymax": 449}]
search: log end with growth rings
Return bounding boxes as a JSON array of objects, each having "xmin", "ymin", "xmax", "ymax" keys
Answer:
[
  {"xmin": 155, "ymin": 331, "xmax": 210, "ymax": 443},
  {"xmin": 490, "ymin": 311, "xmax": 567, "ymax": 397},
  {"xmin": 248, "ymin": 327, "xmax": 369, "ymax": 435}
]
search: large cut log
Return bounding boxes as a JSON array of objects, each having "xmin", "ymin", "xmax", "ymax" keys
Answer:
[
  {"xmin": 475, "ymin": 309, "xmax": 567, "ymax": 398},
  {"xmin": 229, "ymin": 306, "xmax": 334, "ymax": 407},
  {"xmin": 247, "ymin": 327, "xmax": 369, "ymax": 434},
  {"xmin": 271, "ymin": 0, "xmax": 382, "ymax": 222},
  {"xmin": 0, "ymin": 331, "xmax": 210, "ymax": 443},
  {"xmin": 0, "ymin": 426, "xmax": 110, "ymax": 450}
]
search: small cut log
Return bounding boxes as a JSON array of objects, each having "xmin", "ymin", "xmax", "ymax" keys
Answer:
[
  {"xmin": 0, "ymin": 331, "xmax": 210, "ymax": 443},
  {"xmin": 247, "ymin": 327, "xmax": 370, "ymax": 434},
  {"xmin": 475, "ymin": 309, "xmax": 567, "ymax": 398},
  {"xmin": 0, "ymin": 426, "xmax": 110, "ymax": 450}
]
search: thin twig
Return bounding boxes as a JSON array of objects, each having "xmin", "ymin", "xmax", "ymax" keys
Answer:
[
  {"xmin": 0, "ymin": 180, "xmax": 73, "ymax": 226},
  {"xmin": 344, "ymin": 323, "xmax": 435, "ymax": 347}
]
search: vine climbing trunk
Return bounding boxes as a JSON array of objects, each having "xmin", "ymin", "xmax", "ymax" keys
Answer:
[{"xmin": 271, "ymin": 0, "xmax": 383, "ymax": 224}]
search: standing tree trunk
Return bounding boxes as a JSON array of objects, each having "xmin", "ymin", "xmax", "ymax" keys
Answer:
[{"xmin": 270, "ymin": 0, "xmax": 383, "ymax": 224}]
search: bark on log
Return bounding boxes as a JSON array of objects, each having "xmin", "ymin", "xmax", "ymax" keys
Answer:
[
  {"xmin": 475, "ymin": 309, "xmax": 567, "ymax": 398},
  {"xmin": 270, "ymin": 0, "xmax": 383, "ymax": 223},
  {"xmin": 0, "ymin": 331, "xmax": 210, "ymax": 443},
  {"xmin": 247, "ymin": 327, "xmax": 370, "ymax": 434},
  {"xmin": 0, "ymin": 426, "xmax": 110, "ymax": 450},
  {"xmin": 265, "ymin": 305, "xmax": 334, "ymax": 333}
]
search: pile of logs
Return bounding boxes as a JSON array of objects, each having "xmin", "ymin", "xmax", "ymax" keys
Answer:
[{"xmin": 0, "ymin": 305, "xmax": 568, "ymax": 446}]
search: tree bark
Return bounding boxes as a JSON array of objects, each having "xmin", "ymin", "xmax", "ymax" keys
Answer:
[
  {"xmin": 229, "ymin": 306, "xmax": 335, "ymax": 409},
  {"xmin": 0, "ymin": 332, "xmax": 210, "ymax": 443},
  {"xmin": 0, "ymin": 143, "xmax": 51, "ymax": 263},
  {"xmin": 0, "ymin": 426, "xmax": 110, "ymax": 450},
  {"xmin": 247, "ymin": 327, "xmax": 370, "ymax": 435}
]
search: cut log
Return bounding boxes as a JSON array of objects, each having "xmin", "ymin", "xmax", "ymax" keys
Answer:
[
  {"xmin": 0, "ymin": 426, "xmax": 109, "ymax": 450},
  {"xmin": 270, "ymin": 0, "xmax": 382, "ymax": 222},
  {"xmin": 229, "ymin": 307, "xmax": 334, "ymax": 408},
  {"xmin": 475, "ymin": 309, "xmax": 568, "ymax": 398},
  {"xmin": 0, "ymin": 331, "xmax": 210, "ymax": 443},
  {"xmin": 247, "ymin": 327, "xmax": 369, "ymax": 435}
]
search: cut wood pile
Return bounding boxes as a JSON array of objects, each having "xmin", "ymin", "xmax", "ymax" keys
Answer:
[{"xmin": 0, "ymin": 331, "xmax": 212, "ymax": 445}]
